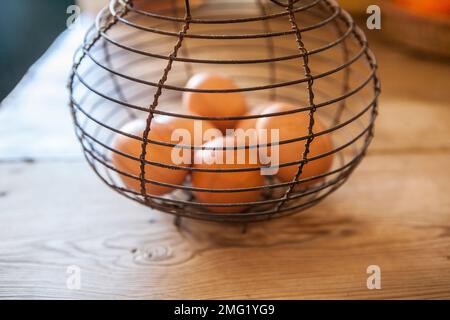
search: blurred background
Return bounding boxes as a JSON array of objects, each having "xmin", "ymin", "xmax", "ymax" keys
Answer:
[{"xmin": 0, "ymin": 0, "xmax": 73, "ymax": 100}]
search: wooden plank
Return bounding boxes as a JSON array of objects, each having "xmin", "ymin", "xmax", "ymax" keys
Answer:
[{"xmin": 0, "ymin": 153, "xmax": 449, "ymax": 299}]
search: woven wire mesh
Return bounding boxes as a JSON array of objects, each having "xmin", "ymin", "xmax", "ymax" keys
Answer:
[{"xmin": 68, "ymin": 0, "xmax": 380, "ymax": 223}]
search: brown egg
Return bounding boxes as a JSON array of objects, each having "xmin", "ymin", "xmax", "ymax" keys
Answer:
[
  {"xmin": 154, "ymin": 113, "xmax": 222, "ymax": 147},
  {"xmin": 256, "ymin": 103, "xmax": 334, "ymax": 187},
  {"xmin": 182, "ymin": 73, "xmax": 248, "ymax": 133},
  {"xmin": 111, "ymin": 118, "xmax": 189, "ymax": 196},
  {"xmin": 191, "ymin": 136, "xmax": 265, "ymax": 213}
]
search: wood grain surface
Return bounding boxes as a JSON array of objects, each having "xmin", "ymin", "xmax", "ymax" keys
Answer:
[{"xmin": 0, "ymin": 20, "xmax": 450, "ymax": 299}]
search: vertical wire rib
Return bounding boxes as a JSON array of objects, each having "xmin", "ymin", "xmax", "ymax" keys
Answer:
[
  {"xmin": 69, "ymin": 3, "xmax": 130, "ymax": 147},
  {"xmin": 138, "ymin": 0, "xmax": 192, "ymax": 206},
  {"xmin": 321, "ymin": 0, "xmax": 352, "ymax": 187},
  {"xmin": 274, "ymin": 0, "xmax": 318, "ymax": 213},
  {"xmin": 101, "ymin": 40, "xmax": 136, "ymax": 120},
  {"xmin": 338, "ymin": 0, "xmax": 380, "ymax": 153},
  {"xmin": 173, "ymin": 0, "xmax": 193, "ymax": 78},
  {"xmin": 324, "ymin": 1, "xmax": 351, "ymax": 126},
  {"xmin": 324, "ymin": 0, "xmax": 379, "ymax": 188},
  {"xmin": 69, "ymin": 2, "xmax": 131, "ymax": 199},
  {"xmin": 257, "ymin": 0, "xmax": 277, "ymax": 101},
  {"xmin": 325, "ymin": 0, "xmax": 380, "ymax": 144}
]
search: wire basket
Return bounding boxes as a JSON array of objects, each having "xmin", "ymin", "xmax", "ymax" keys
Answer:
[{"xmin": 68, "ymin": 0, "xmax": 380, "ymax": 223}]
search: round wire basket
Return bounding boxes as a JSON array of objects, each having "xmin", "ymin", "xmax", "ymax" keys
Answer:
[{"xmin": 68, "ymin": 0, "xmax": 380, "ymax": 223}]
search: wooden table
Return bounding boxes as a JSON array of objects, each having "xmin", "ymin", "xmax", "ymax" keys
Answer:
[{"xmin": 1, "ymin": 24, "xmax": 449, "ymax": 300}]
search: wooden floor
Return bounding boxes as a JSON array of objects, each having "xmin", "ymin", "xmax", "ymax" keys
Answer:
[{"xmin": 1, "ymin": 23, "xmax": 450, "ymax": 299}]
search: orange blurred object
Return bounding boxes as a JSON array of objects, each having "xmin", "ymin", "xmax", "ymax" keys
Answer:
[{"xmin": 395, "ymin": 0, "xmax": 450, "ymax": 17}]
